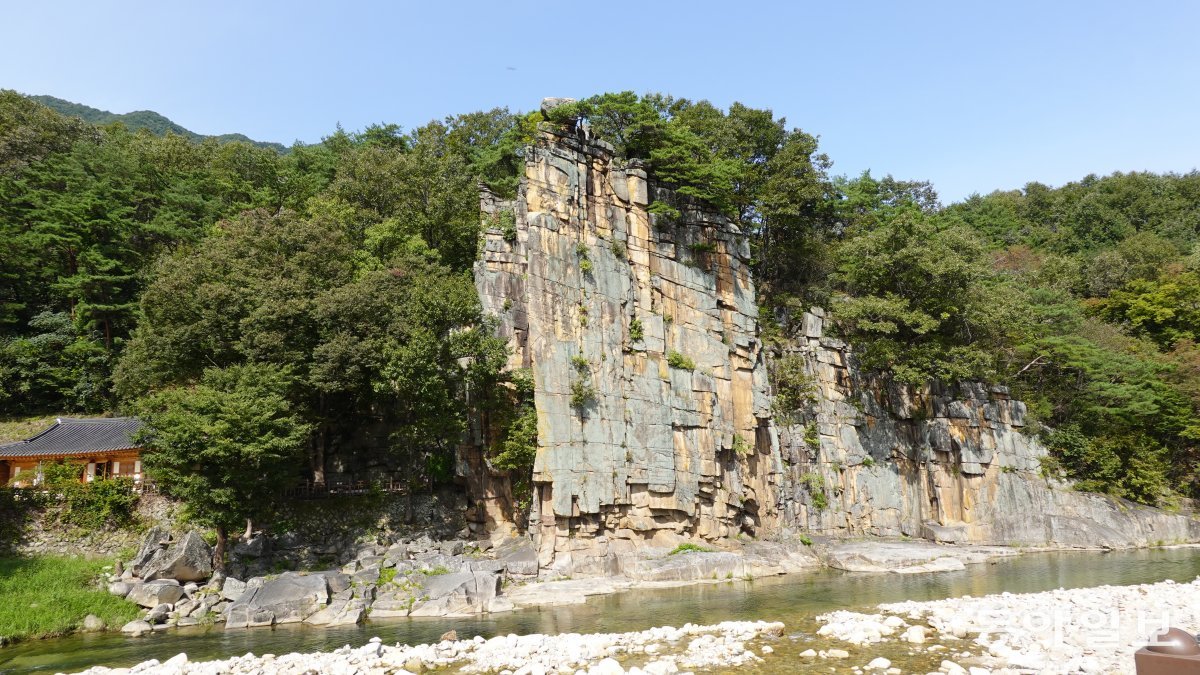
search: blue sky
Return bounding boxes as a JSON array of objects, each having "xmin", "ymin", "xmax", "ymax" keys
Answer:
[{"xmin": 3, "ymin": 0, "xmax": 1198, "ymax": 202}]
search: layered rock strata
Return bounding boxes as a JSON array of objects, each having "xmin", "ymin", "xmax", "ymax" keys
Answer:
[
  {"xmin": 474, "ymin": 127, "xmax": 776, "ymax": 571},
  {"xmin": 778, "ymin": 308, "xmax": 1200, "ymax": 547}
]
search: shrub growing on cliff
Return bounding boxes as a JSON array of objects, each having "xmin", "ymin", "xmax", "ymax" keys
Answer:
[
  {"xmin": 771, "ymin": 355, "xmax": 815, "ymax": 425},
  {"xmin": 667, "ymin": 350, "xmax": 695, "ymax": 370},
  {"xmin": 628, "ymin": 317, "xmax": 644, "ymax": 342},
  {"xmin": 570, "ymin": 379, "xmax": 597, "ymax": 410}
]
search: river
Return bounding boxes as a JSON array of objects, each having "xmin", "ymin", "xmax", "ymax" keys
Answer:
[{"xmin": 2, "ymin": 547, "xmax": 1199, "ymax": 674}]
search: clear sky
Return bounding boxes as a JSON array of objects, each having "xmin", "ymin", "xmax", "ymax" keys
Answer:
[{"xmin": 3, "ymin": 0, "xmax": 1198, "ymax": 202}]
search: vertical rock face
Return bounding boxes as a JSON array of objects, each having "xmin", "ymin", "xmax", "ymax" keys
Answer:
[
  {"xmin": 778, "ymin": 309, "xmax": 1200, "ymax": 547},
  {"xmin": 472, "ymin": 122, "xmax": 1197, "ymax": 565},
  {"xmin": 474, "ymin": 128, "xmax": 776, "ymax": 570}
]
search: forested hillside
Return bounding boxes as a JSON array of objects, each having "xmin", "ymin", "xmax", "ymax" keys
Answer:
[
  {"xmin": 1, "ymin": 90, "xmax": 1196, "ymax": 515},
  {"xmin": 30, "ymin": 95, "xmax": 288, "ymax": 152}
]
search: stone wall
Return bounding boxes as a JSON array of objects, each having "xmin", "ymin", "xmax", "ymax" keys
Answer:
[
  {"xmin": 473, "ymin": 127, "xmax": 777, "ymax": 571},
  {"xmin": 777, "ymin": 308, "xmax": 1200, "ymax": 547}
]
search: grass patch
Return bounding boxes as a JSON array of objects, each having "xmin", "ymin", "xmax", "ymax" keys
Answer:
[
  {"xmin": 378, "ymin": 567, "xmax": 397, "ymax": 585},
  {"xmin": 0, "ymin": 556, "xmax": 139, "ymax": 645},
  {"xmin": 421, "ymin": 565, "xmax": 452, "ymax": 576},
  {"xmin": 667, "ymin": 542, "xmax": 713, "ymax": 555},
  {"xmin": 0, "ymin": 415, "xmax": 61, "ymax": 443}
]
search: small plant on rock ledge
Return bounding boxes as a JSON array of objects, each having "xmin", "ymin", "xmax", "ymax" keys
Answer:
[
  {"xmin": 629, "ymin": 317, "xmax": 644, "ymax": 342},
  {"xmin": 668, "ymin": 542, "xmax": 712, "ymax": 555},
  {"xmin": 667, "ymin": 350, "xmax": 695, "ymax": 370},
  {"xmin": 495, "ymin": 209, "xmax": 517, "ymax": 243},
  {"xmin": 610, "ymin": 240, "xmax": 627, "ymax": 260},
  {"xmin": 570, "ymin": 379, "xmax": 597, "ymax": 410},
  {"xmin": 732, "ymin": 434, "xmax": 753, "ymax": 456}
]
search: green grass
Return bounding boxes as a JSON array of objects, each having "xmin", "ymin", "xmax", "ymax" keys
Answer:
[
  {"xmin": 668, "ymin": 542, "xmax": 713, "ymax": 555},
  {"xmin": 0, "ymin": 415, "xmax": 62, "ymax": 443},
  {"xmin": 0, "ymin": 556, "xmax": 139, "ymax": 644}
]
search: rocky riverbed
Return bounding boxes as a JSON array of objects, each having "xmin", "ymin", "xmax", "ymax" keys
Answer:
[
  {"xmin": 816, "ymin": 576, "xmax": 1200, "ymax": 674},
  {"xmin": 68, "ymin": 620, "xmax": 784, "ymax": 675}
]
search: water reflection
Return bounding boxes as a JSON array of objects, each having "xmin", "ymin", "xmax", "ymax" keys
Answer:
[{"xmin": 3, "ymin": 547, "xmax": 1198, "ymax": 674}]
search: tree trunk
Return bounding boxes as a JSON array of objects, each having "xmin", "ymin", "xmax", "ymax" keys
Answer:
[
  {"xmin": 213, "ymin": 525, "xmax": 228, "ymax": 574},
  {"xmin": 243, "ymin": 517, "xmax": 254, "ymax": 540}
]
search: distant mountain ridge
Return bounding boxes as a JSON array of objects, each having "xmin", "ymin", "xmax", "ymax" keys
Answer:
[{"xmin": 29, "ymin": 95, "xmax": 288, "ymax": 153}]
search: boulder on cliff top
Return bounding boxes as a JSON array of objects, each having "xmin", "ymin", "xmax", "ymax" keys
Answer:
[{"xmin": 540, "ymin": 97, "xmax": 576, "ymax": 117}]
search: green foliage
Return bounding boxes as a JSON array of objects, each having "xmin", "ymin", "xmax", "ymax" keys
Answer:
[
  {"xmin": 628, "ymin": 317, "xmax": 644, "ymax": 342},
  {"xmin": 571, "ymin": 355, "xmax": 590, "ymax": 371},
  {"xmin": 667, "ymin": 542, "xmax": 712, "ymax": 555},
  {"xmin": 732, "ymin": 434, "xmax": 753, "ymax": 456},
  {"xmin": 570, "ymin": 379, "xmax": 597, "ymax": 410},
  {"xmin": 30, "ymin": 95, "xmax": 286, "ymax": 152},
  {"xmin": 799, "ymin": 535, "xmax": 813, "ymax": 546},
  {"xmin": 490, "ymin": 369, "xmax": 539, "ymax": 510},
  {"xmin": 496, "ymin": 209, "xmax": 517, "ymax": 243},
  {"xmin": 800, "ymin": 472, "xmax": 828, "ymax": 510},
  {"xmin": 18, "ymin": 462, "xmax": 140, "ymax": 529},
  {"xmin": 136, "ymin": 364, "xmax": 311, "ymax": 538},
  {"xmin": 0, "ymin": 555, "xmax": 140, "ymax": 644},
  {"xmin": 610, "ymin": 240, "xmax": 627, "ymax": 260},
  {"xmin": 667, "ymin": 350, "xmax": 695, "ymax": 371},
  {"xmin": 647, "ymin": 200, "xmax": 682, "ymax": 227},
  {"xmin": 803, "ymin": 424, "xmax": 820, "ymax": 448},
  {"xmin": 770, "ymin": 355, "xmax": 815, "ymax": 424}
]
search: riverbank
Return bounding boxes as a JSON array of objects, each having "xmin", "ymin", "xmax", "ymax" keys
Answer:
[
  {"xmin": 0, "ymin": 556, "xmax": 138, "ymax": 646},
  {"xmin": 817, "ymin": 576, "xmax": 1200, "ymax": 673},
  {"xmin": 70, "ymin": 620, "xmax": 784, "ymax": 674}
]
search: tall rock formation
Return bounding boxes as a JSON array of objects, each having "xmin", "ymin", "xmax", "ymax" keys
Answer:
[
  {"xmin": 471, "ymin": 114, "xmax": 1198, "ymax": 572},
  {"xmin": 475, "ymin": 126, "xmax": 777, "ymax": 571}
]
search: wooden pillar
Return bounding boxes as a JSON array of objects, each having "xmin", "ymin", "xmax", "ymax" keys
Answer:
[{"xmin": 0, "ymin": 461, "xmax": 9, "ymax": 486}]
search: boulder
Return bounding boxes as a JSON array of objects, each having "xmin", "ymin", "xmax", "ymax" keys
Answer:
[
  {"xmin": 107, "ymin": 581, "xmax": 133, "ymax": 598},
  {"xmin": 409, "ymin": 571, "xmax": 501, "ymax": 617},
  {"xmin": 498, "ymin": 541, "xmax": 539, "ymax": 576},
  {"xmin": 146, "ymin": 603, "xmax": 171, "ymax": 624},
  {"xmin": 225, "ymin": 572, "xmax": 330, "ymax": 628},
  {"xmin": 304, "ymin": 593, "xmax": 366, "ymax": 627},
  {"xmin": 140, "ymin": 531, "xmax": 213, "ymax": 583},
  {"xmin": 220, "ymin": 576, "xmax": 246, "ymax": 602},
  {"xmin": 81, "ymin": 614, "xmax": 106, "ymax": 632},
  {"xmin": 129, "ymin": 527, "xmax": 172, "ymax": 575},
  {"xmin": 540, "ymin": 97, "xmax": 577, "ymax": 117},
  {"xmin": 233, "ymin": 535, "xmax": 266, "ymax": 558},
  {"xmin": 121, "ymin": 620, "xmax": 153, "ymax": 636},
  {"xmin": 127, "ymin": 580, "xmax": 185, "ymax": 608}
]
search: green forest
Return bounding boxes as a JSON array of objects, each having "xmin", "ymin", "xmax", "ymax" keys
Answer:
[{"xmin": 2, "ymin": 89, "xmax": 1198, "ymax": 525}]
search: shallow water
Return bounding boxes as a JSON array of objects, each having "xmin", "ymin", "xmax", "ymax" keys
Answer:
[{"xmin": 2, "ymin": 547, "xmax": 1199, "ymax": 674}]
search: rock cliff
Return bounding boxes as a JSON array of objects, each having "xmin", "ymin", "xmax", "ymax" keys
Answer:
[
  {"xmin": 474, "ymin": 127, "xmax": 777, "ymax": 571},
  {"xmin": 777, "ymin": 308, "xmax": 1200, "ymax": 548},
  {"xmin": 470, "ymin": 118, "xmax": 1199, "ymax": 570}
]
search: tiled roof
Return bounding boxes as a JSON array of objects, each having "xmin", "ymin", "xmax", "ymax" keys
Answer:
[{"xmin": 0, "ymin": 417, "xmax": 143, "ymax": 458}]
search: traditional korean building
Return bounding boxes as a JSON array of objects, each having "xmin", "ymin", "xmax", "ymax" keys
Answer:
[{"xmin": 0, "ymin": 417, "xmax": 143, "ymax": 487}]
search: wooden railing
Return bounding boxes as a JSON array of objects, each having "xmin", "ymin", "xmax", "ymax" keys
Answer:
[{"xmin": 282, "ymin": 479, "xmax": 409, "ymax": 500}]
